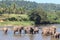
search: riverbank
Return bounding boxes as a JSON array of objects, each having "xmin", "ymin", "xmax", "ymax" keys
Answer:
[
  {"xmin": 0, "ymin": 21, "xmax": 34, "ymax": 26},
  {"xmin": 0, "ymin": 14, "xmax": 60, "ymax": 26},
  {"xmin": 0, "ymin": 14, "xmax": 34, "ymax": 26}
]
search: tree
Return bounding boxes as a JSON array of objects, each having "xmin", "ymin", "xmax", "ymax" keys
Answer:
[
  {"xmin": 29, "ymin": 8, "xmax": 47, "ymax": 25},
  {"xmin": 29, "ymin": 9, "xmax": 41, "ymax": 25},
  {"xmin": 17, "ymin": 7, "xmax": 25, "ymax": 14}
]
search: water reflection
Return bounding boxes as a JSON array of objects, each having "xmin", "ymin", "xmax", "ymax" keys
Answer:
[
  {"xmin": 51, "ymin": 36, "xmax": 59, "ymax": 40},
  {"xmin": 28, "ymin": 34, "xmax": 34, "ymax": 40},
  {"xmin": 13, "ymin": 34, "xmax": 21, "ymax": 38}
]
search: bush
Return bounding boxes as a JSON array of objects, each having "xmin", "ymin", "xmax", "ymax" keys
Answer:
[{"xmin": 7, "ymin": 17, "xmax": 17, "ymax": 21}]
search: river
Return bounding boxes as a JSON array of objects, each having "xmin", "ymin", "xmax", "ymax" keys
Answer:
[{"xmin": 0, "ymin": 24, "xmax": 60, "ymax": 40}]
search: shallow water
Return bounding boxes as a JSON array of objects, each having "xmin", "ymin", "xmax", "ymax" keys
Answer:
[{"xmin": 0, "ymin": 24, "xmax": 60, "ymax": 40}]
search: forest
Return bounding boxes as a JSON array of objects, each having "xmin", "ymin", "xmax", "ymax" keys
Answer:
[{"xmin": 0, "ymin": 0, "xmax": 60, "ymax": 26}]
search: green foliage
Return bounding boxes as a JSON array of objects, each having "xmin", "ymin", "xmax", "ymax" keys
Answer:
[
  {"xmin": 29, "ymin": 8, "xmax": 48, "ymax": 25},
  {"xmin": 0, "ymin": 1, "xmax": 60, "ymax": 11},
  {"xmin": 7, "ymin": 17, "xmax": 17, "ymax": 21},
  {"xmin": 0, "ymin": 1, "xmax": 60, "ymax": 26},
  {"xmin": 0, "ymin": 21, "xmax": 34, "ymax": 26},
  {"xmin": 1, "ymin": 14, "xmax": 29, "ymax": 21}
]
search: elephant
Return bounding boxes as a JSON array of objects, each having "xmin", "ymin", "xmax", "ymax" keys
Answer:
[
  {"xmin": 30, "ymin": 27, "xmax": 34, "ymax": 34},
  {"xmin": 13, "ymin": 26, "xmax": 24, "ymax": 34},
  {"xmin": 42, "ymin": 25, "xmax": 56, "ymax": 36},
  {"xmin": 49, "ymin": 26, "xmax": 56, "ymax": 35},
  {"xmin": 24, "ymin": 27, "xmax": 31, "ymax": 34},
  {"xmin": 18, "ymin": 26, "xmax": 24, "ymax": 34},
  {"xmin": 52, "ymin": 32, "xmax": 60, "ymax": 38},
  {"xmin": 3, "ymin": 27, "xmax": 8, "ymax": 34},
  {"xmin": 13, "ymin": 26, "xmax": 19, "ymax": 34},
  {"xmin": 33, "ymin": 27, "xmax": 39, "ymax": 34},
  {"xmin": 24, "ymin": 27, "xmax": 27, "ymax": 34},
  {"xmin": 24, "ymin": 27, "xmax": 34, "ymax": 34},
  {"xmin": 42, "ymin": 27, "xmax": 50, "ymax": 36}
]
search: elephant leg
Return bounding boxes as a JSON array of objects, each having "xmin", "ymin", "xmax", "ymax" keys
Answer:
[
  {"xmin": 30, "ymin": 30, "xmax": 34, "ymax": 34},
  {"xmin": 57, "ymin": 35, "xmax": 59, "ymax": 38},
  {"xmin": 50, "ymin": 32, "xmax": 53, "ymax": 35},
  {"xmin": 4, "ymin": 30, "xmax": 7, "ymax": 34},
  {"xmin": 35, "ymin": 31, "xmax": 38, "ymax": 34},
  {"xmin": 14, "ymin": 31, "xmax": 15, "ymax": 34},
  {"xmin": 25, "ymin": 30, "xmax": 27, "ymax": 34},
  {"xmin": 30, "ymin": 31, "xmax": 33, "ymax": 34},
  {"xmin": 14, "ymin": 30, "xmax": 17, "ymax": 34},
  {"xmin": 19, "ymin": 30, "xmax": 21, "ymax": 34},
  {"xmin": 34, "ymin": 31, "xmax": 36, "ymax": 34},
  {"xmin": 14, "ymin": 31, "xmax": 16, "ymax": 34},
  {"xmin": 42, "ymin": 32, "xmax": 43, "ymax": 34},
  {"xmin": 56, "ymin": 35, "xmax": 59, "ymax": 38},
  {"xmin": 37, "ymin": 31, "xmax": 39, "ymax": 33},
  {"xmin": 34, "ymin": 30, "xmax": 39, "ymax": 34},
  {"xmin": 55, "ymin": 35, "xmax": 58, "ymax": 38},
  {"xmin": 32, "ymin": 31, "xmax": 33, "ymax": 34}
]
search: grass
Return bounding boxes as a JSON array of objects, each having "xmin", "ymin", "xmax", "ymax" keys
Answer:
[
  {"xmin": 1, "ymin": 14, "xmax": 28, "ymax": 18},
  {"xmin": 0, "ymin": 21, "xmax": 34, "ymax": 26},
  {"xmin": 0, "ymin": 14, "xmax": 34, "ymax": 26}
]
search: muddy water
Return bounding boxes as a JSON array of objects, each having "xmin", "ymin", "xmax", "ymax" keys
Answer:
[{"xmin": 0, "ymin": 24, "xmax": 60, "ymax": 40}]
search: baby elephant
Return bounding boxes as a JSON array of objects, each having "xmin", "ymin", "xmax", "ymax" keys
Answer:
[{"xmin": 3, "ymin": 27, "xmax": 8, "ymax": 34}]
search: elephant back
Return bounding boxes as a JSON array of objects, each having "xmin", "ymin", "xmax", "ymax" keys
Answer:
[{"xmin": 3, "ymin": 27, "xmax": 8, "ymax": 31}]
